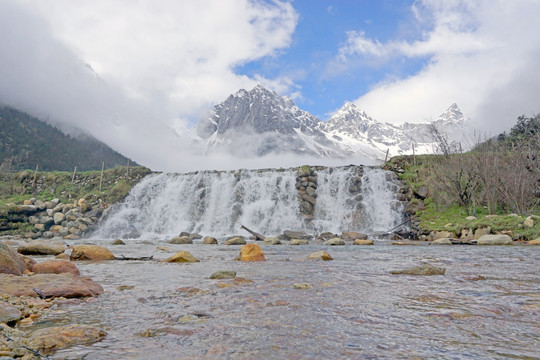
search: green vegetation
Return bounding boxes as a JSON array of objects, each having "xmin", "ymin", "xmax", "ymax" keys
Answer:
[
  {"xmin": 0, "ymin": 106, "xmax": 138, "ymax": 172},
  {"xmin": 0, "ymin": 166, "xmax": 152, "ymax": 210},
  {"xmin": 387, "ymin": 115, "xmax": 540, "ymax": 240}
]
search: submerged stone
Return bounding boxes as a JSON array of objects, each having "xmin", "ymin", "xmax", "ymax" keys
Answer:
[
  {"xmin": 390, "ymin": 264, "xmax": 446, "ymax": 276},
  {"xmin": 209, "ymin": 270, "xmax": 237, "ymax": 279},
  {"xmin": 25, "ymin": 324, "xmax": 106, "ymax": 354}
]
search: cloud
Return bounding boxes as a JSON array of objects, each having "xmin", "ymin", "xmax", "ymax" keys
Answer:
[
  {"xmin": 0, "ymin": 0, "xmax": 298, "ymax": 171},
  {"xmin": 336, "ymin": 0, "xmax": 540, "ymax": 133}
]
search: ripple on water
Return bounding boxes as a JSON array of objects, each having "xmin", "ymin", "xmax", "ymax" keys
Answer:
[{"xmin": 42, "ymin": 242, "xmax": 540, "ymax": 359}]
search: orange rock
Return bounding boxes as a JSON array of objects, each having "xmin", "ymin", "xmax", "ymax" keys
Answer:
[
  {"xmin": 32, "ymin": 260, "xmax": 80, "ymax": 276},
  {"xmin": 70, "ymin": 245, "xmax": 115, "ymax": 261},
  {"xmin": 160, "ymin": 251, "xmax": 200, "ymax": 263},
  {"xmin": 237, "ymin": 244, "xmax": 265, "ymax": 262}
]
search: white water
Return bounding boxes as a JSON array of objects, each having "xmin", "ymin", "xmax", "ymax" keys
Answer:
[{"xmin": 92, "ymin": 166, "xmax": 403, "ymax": 239}]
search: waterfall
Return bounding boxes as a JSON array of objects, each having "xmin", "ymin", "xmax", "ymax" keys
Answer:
[{"xmin": 92, "ymin": 166, "xmax": 404, "ymax": 239}]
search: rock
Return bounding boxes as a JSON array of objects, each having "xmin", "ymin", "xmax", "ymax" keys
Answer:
[
  {"xmin": 160, "ymin": 251, "xmax": 200, "ymax": 263},
  {"xmin": 209, "ymin": 270, "xmax": 237, "ymax": 279},
  {"xmin": 528, "ymin": 238, "xmax": 540, "ymax": 245},
  {"xmin": 307, "ymin": 251, "xmax": 333, "ymax": 261},
  {"xmin": 293, "ymin": 283, "xmax": 310, "ymax": 289},
  {"xmin": 474, "ymin": 227, "xmax": 491, "ymax": 239},
  {"xmin": 263, "ymin": 237, "xmax": 281, "ymax": 245},
  {"xmin": 429, "ymin": 231, "xmax": 455, "ymax": 241},
  {"xmin": 524, "ymin": 216, "xmax": 534, "ymax": 228},
  {"xmin": 415, "ymin": 186, "xmax": 428, "ymax": 199},
  {"xmin": 390, "ymin": 264, "xmax": 446, "ymax": 276},
  {"xmin": 392, "ymin": 241, "xmax": 423, "ymax": 246},
  {"xmin": 283, "ymin": 230, "xmax": 311, "ymax": 240},
  {"xmin": 324, "ymin": 238, "xmax": 345, "ymax": 246},
  {"xmin": 24, "ymin": 324, "xmax": 106, "ymax": 354},
  {"xmin": 353, "ymin": 239, "xmax": 374, "ymax": 245},
  {"xmin": 0, "ymin": 242, "xmax": 26, "ymax": 275},
  {"xmin": 431, "ymin": 238, "xmax": 453, "ymax": 245},
  {"xmin": 460, "ymin": 228, "xmax": 474, "ymax": 239},
  {"xmin": 70, "ymin": 245, "xmax": 115, "ymax": 261},
  {"xmin": 189, "ymin": 233, "xmax": 203, "ymax": 240},
  {"xmin": 224, "ymin": 236, "xmax": 246, "ymax": 245},
  {"xmin": 202, "ymin": 236, "xmax": 218, "ymax": 244},
  {"xmin": 317, "ymin": 232, "xmax": 338, "ymax": 241},
  {"xmin": 111, "ymin": 239, "xmax": 126, "ymax": 245},
  {"xmin": 289, "ymin": 239, "xmax": 309, "ymax": 245},
  {"xmin": 0, "ymin": 301, "xmax": 23, "ymax": 324},
  {"xmin": 21, "ymin": 255, "xmax": 37, "ymax": 271},
  {"xmin": 342, "ymin": 231, "xmax": 367, "ymax": 241},
  {"xmin": 477, "ymin": 234, "xmax": 513, "ymax": 245},
  {"xmin": 466, "ymin": 216, "xmax": 477, "ymax": 221},
  {"xmin": 0, "ymin": 273, "xmax": 104, "ymax": 297},
  {"xmin": 236, "ymin": 244, "xmax": 265, "ymax": 262},
  {"xmin": 23, "ymin": 199, "xmax": 33, "ymax": 205},
  {"xmin": 169, "ymin": 236, "xmax": 193, "ymax": 244},
  {"xmin": 53, "ymin": 212, "xmax": 65, "ymax": 225},
  {"xmin": 63, "ymin": 234, "xmax": 80, "ymax": 240},
  {"xmin": 56, "ymin": 253, "xmax": 70, "ymax": 260},
  {"xmin": 17, "ymin": 240, "xmax": 64, "ymax": 255},
  {"xmin": 10, "ymin": 204, "xmax": 38, "ymax": 215},
  {"xmin": 32, "ymin": 260, "xmax": 80, "ymax": 276},
  {"xmin": 43, "ymin": 231, "xmax": 54, "ymax": 239}
]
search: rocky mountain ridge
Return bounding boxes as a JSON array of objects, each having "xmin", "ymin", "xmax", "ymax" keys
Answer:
[{"xmin": 195, "ymin": 85, "xmax": 474, "ymax": 160}]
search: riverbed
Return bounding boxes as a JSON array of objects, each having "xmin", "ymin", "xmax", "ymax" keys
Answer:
[{"xmin": 31, "ymin": 241, "xmax": 540, "ymax": 359}]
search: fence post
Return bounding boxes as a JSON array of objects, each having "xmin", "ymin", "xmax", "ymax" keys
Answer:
[
  {"xmin": 72, "ymin": 166, "xmax": 77, "ymax": 183},
  {"xmin": 99, "ymin": 162, "xmax": 104, "ymax": 192},
  {"xmin": 125, "ymin": 159, "xmax": 130, "ymax": 180},
  {"xmin": 384, "ymin": 149, "xmax": 390, "ymax": 163},
  {"xmin": 32, "ymin": 164, "xmax": 39, "ymax": 188}
]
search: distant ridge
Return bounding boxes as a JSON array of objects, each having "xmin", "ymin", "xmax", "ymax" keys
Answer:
[
  {"xmin": 0, "ymin": 106, "xmax": 137, "ymax": 172},
  {"xmin": 194, "ymin": 85, "xmax": 474, "ymax": 159}
]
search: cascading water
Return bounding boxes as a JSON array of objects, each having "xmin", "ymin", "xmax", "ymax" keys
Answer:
[
  {"xmin": 92, "ymin": 169, "xmax": 301, "ymax": 239},
  {"xmin": 92, "ymin": 166, "xmax": 404, "ymax": 239}
]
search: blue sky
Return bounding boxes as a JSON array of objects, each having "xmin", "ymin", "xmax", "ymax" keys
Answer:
[
  {"xmin": 237, "ymin": 1, "xmax": 425, "ymax": 118},
  {"xmin": 2, "ymin": 0, "xmax": 540, "ymax": 170}
]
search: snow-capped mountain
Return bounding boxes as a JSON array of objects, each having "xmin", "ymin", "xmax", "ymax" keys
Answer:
[{"xmin": 195, "ymin": 85, "xmax": 473, "ymax": 160}]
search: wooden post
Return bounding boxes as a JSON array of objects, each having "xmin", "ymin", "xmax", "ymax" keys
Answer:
[
  {"xmin": 32, "ymin": 165, "xmax": 39, "ymax": 188},
  {"xmin": 412, "ymin": 143, "xmax": 416, "ymax": 166},
  {"xmin": 384, "ymin": 149, "xmax": 390, "ymax": 163},
  {"xmin": 72, "ymin": 166, "xmax": 77, "ymax": 183},
  {"xmin": 125, "ymin": 159, "xmax": 130, "ymax": 180},
  {"xmin": 99, "ymin": 162, "xmax": 104, "ymax": 192}
]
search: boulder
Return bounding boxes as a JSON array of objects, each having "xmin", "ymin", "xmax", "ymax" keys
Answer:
[
  {"xmin": 160, "ymin": 251, "xmax": 200, "ymax": 263},
  {"xmin": 290, "ymin": 239, "xmax": 309, "ymax": 245},
  {"xmin": 53, "ymin": 212, "xmax": 65, "ymax": 225},
  {"xmin": 524, "ymin": 216, "xmax": 534, "ymax": 228},
  {"xmin": 0, "ymin": 301, "xmax": 23, "ymax": 324},
  {"xmin": 528, "ymin": 238, "xmax": 540, "ymax": 245},
  {"xmin": 0, "ymin": 273, "xmax": 104, "ymax": 297},
  {"xmin": 263, "ymin": 237, "xmax": 281, "ymax": 245},
  {"xmin": 17, "ymin": 240, "xmax": 64, "ymax": 255},
  {"xmin": 317, "ymin": 232, "xmax": 338, "ymax": 241},
  {"xmin": 10, "ymin": 204, "xmax": 38, "ymax": 215},
  {"xmin": 24, "ymin": 324, "xmax": 106, "ymax": 354},
  {"xmin": 0, "ymin": 242, "xmax": 26, "ymax": 275},
  {"xmin": 474, "ymin": 227, "xmax": 491, "ymax": 239},
  {"xmin": 224, "ymin": 236, "xmax": 246, "ymax": 245},
  {"xmin": 70, "ymin": 245, "xmax": 115, "ymax": 261},
  {"xmin": 237, "ymin": 244, "xmax": 265, "ymax": 262},
  {"xmin": 307, "ymin": 251, "xmax": 333, "ymax": 261},
  {"xmin": 429, "ymin": 231, "xmax": 456, "ymax": 241},
  {"xmin": 415, "ymin": 186, "xmax": 428, "ymax": 199},
  {"xmin": 189, "ymin": 233, "xmax": 203, "ymax": 240},
  {"xmin": 32, "ymin": 260, "xmax": 80, "ymax": 276},
  {"xmin": 21, "ymin": 255, "xmax": 37, "ymax": 271},
  {"xmin": 431, "ymin": 238, "xmax": 453, "ymax": 245},
  {"xmin": 168, "ymin": 236, "xmax": 193, "ymax": 244},
  {"xmin": 353, "ymin": 239, "xmax": 374, "ymax": 245},
  {"xmin": 477, "ymin": 234, "xmax": 512, "ymax": 245},
  {"xmin": 202, "ymin": 236, "xmax": 218, "ymax": 244},
  {"xmin": 390, "ymin": 264, "xmax": 446, "ymax": 276},
  {"xmin": 283, "ymin": 230, "xmax": 311, "ymax": 240},
  {"xmin": 342, "ymin": 231, "xmax": 367, "ymax": 241},
  {"xmin": 324, "ymin": 238, "xmax": 345, "ymax": 246},
  {"xmin": 110, "ymin": 239, "xmax": 126, "ymax": 245},
  {"xmin": 209, "ymin": 270, "xmax": 237, "ymax": 279}
]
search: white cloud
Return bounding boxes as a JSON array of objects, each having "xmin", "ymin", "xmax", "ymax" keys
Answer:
[
  {"xmin": 0, "ymin": 0, "xmax": 298, "ymax": 171},
  {"xmin": 338, "ymin": 0, "xmax": 540, "ymax": 133}
]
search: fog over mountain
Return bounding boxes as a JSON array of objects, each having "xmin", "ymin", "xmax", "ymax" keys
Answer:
[{"xmin": 193, "ymin": 85, "xmax": 475, "ymax": 161}]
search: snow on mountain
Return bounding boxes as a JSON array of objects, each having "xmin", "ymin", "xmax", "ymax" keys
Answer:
[{"xmin": 194, "ymin": 85, "xmax": 473, "ymax": 160}]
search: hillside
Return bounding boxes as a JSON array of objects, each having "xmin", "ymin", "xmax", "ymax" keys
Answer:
[{"xmin": 0, "ymin": 106, "xmax": 138, "ymax": 172}]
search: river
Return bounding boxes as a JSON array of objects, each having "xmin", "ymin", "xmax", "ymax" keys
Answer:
[{"xmin": 38, "ymin": 240, "xmax": 539, "ymax": 359}]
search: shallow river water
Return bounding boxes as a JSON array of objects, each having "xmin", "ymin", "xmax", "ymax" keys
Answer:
[{"xmin": 35, "ymin": 241, "xmax": 539, "ymax": 359}]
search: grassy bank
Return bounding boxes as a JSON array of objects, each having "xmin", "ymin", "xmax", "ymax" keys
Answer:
[
  {"xmin": 387, "ymin": 154, "xmax": 540, "ymax": 240},
  {"xmin": 0, "ymin": 166, "xmax": 152, "ymax": 209}
]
